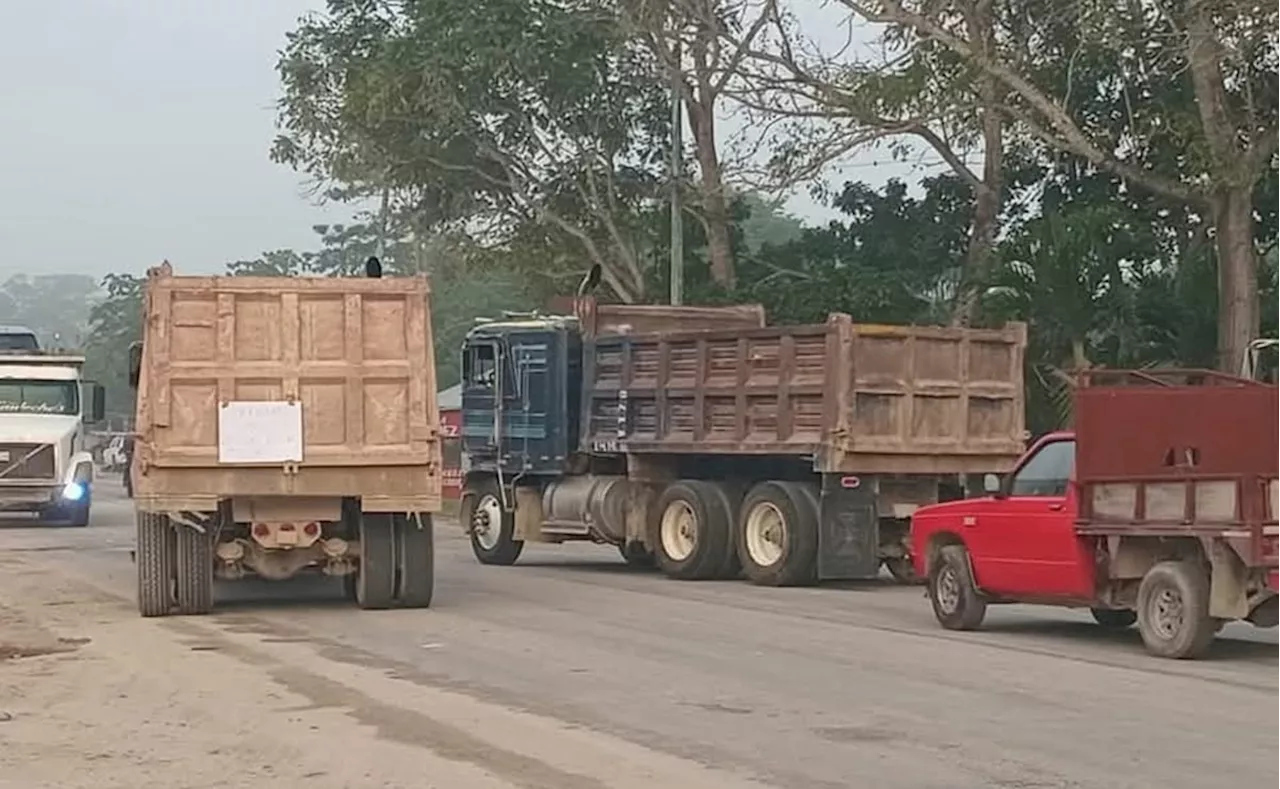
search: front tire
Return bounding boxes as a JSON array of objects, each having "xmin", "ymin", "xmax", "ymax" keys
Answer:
[
  {"xmin": 928, "ymin": 544, "xmax": 987, "ymax": 630},
  {"xmin": 464, "ymin": 478, "xmax": 523, "ymax": 566},
  {"xmin": 1136, "ymin": 560, "xmax": 1216, "ymax": 659},
  {"xmin": 651, "ymin": 480, "xmax": 737, "ymax": 581},
  {"xmin": 736, "ymin": 481, "xmax": 819, "ymax": 587}
]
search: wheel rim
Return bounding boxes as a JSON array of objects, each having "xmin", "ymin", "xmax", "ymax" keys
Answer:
[
  {"xmin": 1149, "ymin": 586, "xmax": 1184, "ymax": 640},
  {"xmin": 473, "ymin": 494, "xmax": 503, "ymax": 551},
  {"xmin": 659, "ymin": 500, "xmax": 698, "ymax": 561},
  {"xmin": 744, "ymin": 501, "xmax": 786, "ymax": 568},
  {"xmin": 935, "ymin": 565, "xmax": 961, "ymax": 614}
]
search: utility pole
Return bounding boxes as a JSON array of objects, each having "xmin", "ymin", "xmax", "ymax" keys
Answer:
[{"xmin": 669, "ymin": 39, "xmax": 684, "ymax": 307}]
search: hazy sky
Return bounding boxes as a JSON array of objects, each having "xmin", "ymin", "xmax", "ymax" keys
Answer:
[{"xmin": 0, "ymin": 1, "xmax": 933, "ymax": 281}]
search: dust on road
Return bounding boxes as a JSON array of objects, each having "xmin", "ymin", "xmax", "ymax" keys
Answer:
[{"xmin": 0, "ymin": 521, "xmax": 769, "ymax": 789}]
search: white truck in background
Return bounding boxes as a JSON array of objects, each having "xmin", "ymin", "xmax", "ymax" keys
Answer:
[{"xmin": 0, "ymin": 351, "xmax": 106, "ymax": 526}]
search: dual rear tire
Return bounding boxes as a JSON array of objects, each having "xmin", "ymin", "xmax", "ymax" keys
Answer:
[
  {"xmin": 353, "ymin": 512, "xmax": 435, "ymax": 610},
  {"xmin": 650, "ymin": 479, "xmax": 820, "ymax": 587},
  {"xmin": 136, "ymin": 511, "xmax": 214, "ymax": 617}
]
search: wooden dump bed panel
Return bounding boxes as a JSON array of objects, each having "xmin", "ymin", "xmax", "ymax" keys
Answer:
[
  {"xmin": 134, "ymin": 269, "xmax": 440, "ymax": 510},
  {"xmin": 583, "ymin": 315, "xmax": 1026, "ymax": 473}
]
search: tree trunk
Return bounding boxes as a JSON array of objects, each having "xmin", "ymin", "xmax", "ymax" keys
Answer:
[
  {"xmin": 951, "ymin": 0, "xmax": 1001, "ymax": 327},
  {"xmin": 685, "ymin": 89, "xmax": 735, "ymax": 289},
  {"xmin": 1212, "ymin": 187, "xmax": 1259, "ymax": 373}
]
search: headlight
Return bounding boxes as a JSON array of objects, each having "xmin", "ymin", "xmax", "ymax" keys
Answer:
[{"xmin": 61, "ymin": 482, "xmax": 86, "ymax": 502}]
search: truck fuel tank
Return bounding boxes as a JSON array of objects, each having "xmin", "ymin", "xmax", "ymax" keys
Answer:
[{"xmin": 541, "ymin": 475, "xmax": 629, "ymax": 542}]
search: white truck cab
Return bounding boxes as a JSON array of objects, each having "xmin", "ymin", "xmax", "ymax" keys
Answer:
[{"xmin": 0, "ymin": 351, "xmax": 106, "ymax": 526}]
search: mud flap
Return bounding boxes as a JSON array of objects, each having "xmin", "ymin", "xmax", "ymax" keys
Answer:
[{"xmin": 817, "ymin": 473, "xmax": 880, "ymax": 581}]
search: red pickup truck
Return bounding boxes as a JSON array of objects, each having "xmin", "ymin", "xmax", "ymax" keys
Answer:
[{"xmin": 910, "ymin": 369, "xmax": 1278, "ymax": 659}]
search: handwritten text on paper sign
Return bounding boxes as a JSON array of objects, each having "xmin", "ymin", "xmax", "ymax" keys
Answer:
[{"xmin": 217, "ymin": 401, "xmax": 304, "ymax": 464}]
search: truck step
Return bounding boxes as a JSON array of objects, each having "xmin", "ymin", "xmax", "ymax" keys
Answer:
[{"xmin": 540, "ymin": 519, "xmax": 590, "ymax": 536}]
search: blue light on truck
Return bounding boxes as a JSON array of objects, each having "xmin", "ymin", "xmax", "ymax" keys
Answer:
[{"xmin": 61, "ymin": 481, "xmax": 85, "ymax": 502}]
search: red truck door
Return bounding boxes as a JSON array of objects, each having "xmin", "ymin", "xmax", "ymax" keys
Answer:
[{"xmin": 967, "ymin": 437, "xmax": 1095, "ymax": 599}]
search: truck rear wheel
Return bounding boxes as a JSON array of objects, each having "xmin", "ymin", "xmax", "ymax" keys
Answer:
[
  {"xmin": 175, "ymin": 525, "xmax": 214, "ymax": 615},
  {"xmin": 394, "ymin": 513, "xmax": 434, "ymax": 609},
  {"xmin": 465, "ymin": 478, "xmax": 523, "ymax": 566},
  {"xmin": 928, "ymin": 544, "xmax": 986, "ymax": 630},
  {"xmin": 652, "ymin": 480, "xmax": 736, "ymax": 581},
  {"xmin": 136, "ymin": 511, "xmax": 174, "ymax": 617},
  {"xmin": 1136, "ymin": 560, "xmax": 1216, "ymax": 659},
  {"xmin": 356, "ymin": 512, "xmax": 397, "ymax": 610},
  {"xmin": 737, "ymin": 481, "xmax": 819, "ymax": 587}
]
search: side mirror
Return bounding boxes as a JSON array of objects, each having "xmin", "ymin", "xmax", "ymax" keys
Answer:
[
  {"xmin": 91, "ymin": 385, "xmax": 107, "ymax": 422},
  {"xmin": 982, "ymin": 473, "xmax": 1003, "ymax": 496},
  {"xmin": 127, "ymin": 342, "xmax": 143, "ymax": 389}
]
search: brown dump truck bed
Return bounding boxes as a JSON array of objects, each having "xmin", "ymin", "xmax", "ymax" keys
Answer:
[
  {"xmin": 583, "ymin": 314, "xmax": 1027, "ymax": 474},
  {"xmin": 133, "ymin": 266, "xmax": 440, "ymax": 512}
]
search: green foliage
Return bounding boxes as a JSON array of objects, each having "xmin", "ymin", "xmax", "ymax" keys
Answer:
[
  {"xmin": 82, "ymin": 273, "xmax": 143, "ymax": 424},
  {"xmin": 272, "ymin": 0, "xmax": 670, "ymax": 301}
]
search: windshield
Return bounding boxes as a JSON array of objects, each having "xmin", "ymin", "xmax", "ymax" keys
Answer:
[
  {"xmin": 0, "ymin": 333, "xmax": 39, "ymax": 351},
  {"xmin": 0, "ymin": 380, "xmax": 79, "ymax": 415}
]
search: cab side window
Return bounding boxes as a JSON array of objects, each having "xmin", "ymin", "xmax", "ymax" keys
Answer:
[
  {"xmin": 465, "ymin": 344, "xmax": 497, "ymax": 389},
  {"xmin": 1010, "ymin": 440, "xmax": 1075, "ymax": 497}
]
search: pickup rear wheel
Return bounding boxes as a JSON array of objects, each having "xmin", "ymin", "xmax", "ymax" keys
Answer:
[
  {"xmin": 1136, "ymin": 561, "xmax": 1216, "ymax": 659},
  {"xmin": 465, "ymin": 478, "xmax": 523, "ymax": 566},
  {"xmin": 652, "ymin": 480, "xmax": 736, "ymax": 581},
  {"xmin": 393, "ymin": 513, "xmax": 434, "ymax": 609},
  {"xmin": 928, "ymin": 544, "xmax": 986, "ymax": 630},
  {"xmin": 737, "ymin": 481, "xmax": 819, "ymax": 587},
  {"xmin": 356, "ymin": 512, "xmax": 396, "ymax": 610}
]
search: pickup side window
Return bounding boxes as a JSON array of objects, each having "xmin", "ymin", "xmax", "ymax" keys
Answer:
[{"xmin": 1009, "ymin": 439, "xmax": 1076, "ymax": 497}]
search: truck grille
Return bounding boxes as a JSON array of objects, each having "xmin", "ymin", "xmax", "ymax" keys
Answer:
[{"xmin": 0, "ymin": 444, "xmax": 55, "ymax": 480}]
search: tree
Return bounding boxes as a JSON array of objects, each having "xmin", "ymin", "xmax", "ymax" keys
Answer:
[
  {"xmin": 273, "ymin": 0, "xmax": 671, "ymax": 302},
  {"xmin": 0, "ymin": 274, "xmax": 100, "ymax": 348},
  {"xmin": 82, "ymin": 273, "xmax": 143, "ymax": 424},
  {"xmin": 624, "ymin": 0, "xmax": 774, "ymax": 289},
  {"xmin": 825, "ymin": 0, "xmax": 1277, "ymax": 370}
]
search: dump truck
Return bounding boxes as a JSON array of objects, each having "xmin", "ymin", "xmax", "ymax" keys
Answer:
[
  {"xmin": 0, "ymin": 350, "xmax": 106, "ymax": 525},
  {"xmin": 458, "ymin": 292, "xmax": 1028, "ymax": 585},
  {"xmin": 912, "ymin": 367, "xmax": 1278, "ymax": 658},
  {"xmin": 130, "ymin": 262, "xmax": 441, "ymax": 616}
]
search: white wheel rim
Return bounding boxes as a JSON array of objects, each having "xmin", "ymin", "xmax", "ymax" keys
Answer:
[
  {"xmin": 744, "ymin": 501, "xmax": 786, "ymax": 567},
  {"xmin": 659, "ymin": 500, "xmax": 698, "ymax": 561},
  {"xmin": 473, "ymin": 494, "xmax": 503, "ymax": 551}
]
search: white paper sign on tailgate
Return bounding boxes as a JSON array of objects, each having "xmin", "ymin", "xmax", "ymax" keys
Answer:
[{"xmin": 217, "ymin": 401, "xmax": 303, "ymax": 464}]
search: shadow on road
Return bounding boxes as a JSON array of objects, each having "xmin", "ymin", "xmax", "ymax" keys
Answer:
[{"xmin": 977, "ymin": 617, "xmax": 1278, "ymax": 662}]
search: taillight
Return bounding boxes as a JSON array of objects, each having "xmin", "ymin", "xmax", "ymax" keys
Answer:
[
  {"xmin": 303, "ymin": 522, "xmax": 319, "ymax": 537},
  {"xmin": 252, "ymin": 523, "xmax": 269, "ymax": 538}
]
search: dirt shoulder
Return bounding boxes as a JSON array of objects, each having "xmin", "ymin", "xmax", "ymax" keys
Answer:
[{"xmin": 0, "ymin": 548, "xmax": 767, "ymax": 789}]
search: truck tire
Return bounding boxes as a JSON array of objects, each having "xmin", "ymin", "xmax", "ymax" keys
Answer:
[
  {"xmin": 394, "ymin": 513, "xmax": 434, "ymax": 609},
  {"xmin": 175, "ymin": 525, "xmax": 214, "ymax": 615},
  {"xmin": 1090, "ymin": 607, "xmax": 1137, "ymax": 629},
  {"xmin": 928, "ymin": 544, "xmax": 986, "ymax": 630},
  {"xmin": 652, "ymin": 480, "xmax": 736, "ymax": 581},
  {"xmin": 136, "ymin": 511, "xmax": 174, "ymax": 617},
  {"xmin": 465, "ymin": 478, "xmax": 523, "ymax": 566},
  {"xmin": 356, "ymin": 512, "xmax": 397, "ymax": 610},
  {"xmin": 1136, "ymin": 560, "xmax": 1216, "ymax": 659},
  {"xmin": 736, "ymin": 481, "xmax": 819, "ymax": 587}
]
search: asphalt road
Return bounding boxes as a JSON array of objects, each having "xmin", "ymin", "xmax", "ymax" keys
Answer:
[{"xmin": 1, "ymin": 480, "xmax": 1276, "ymax": 789}]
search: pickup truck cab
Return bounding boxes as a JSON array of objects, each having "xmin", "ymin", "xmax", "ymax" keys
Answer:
[{"xmin": 910, "ymin": 370, "xmax": 1278, "ymax": 660}]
